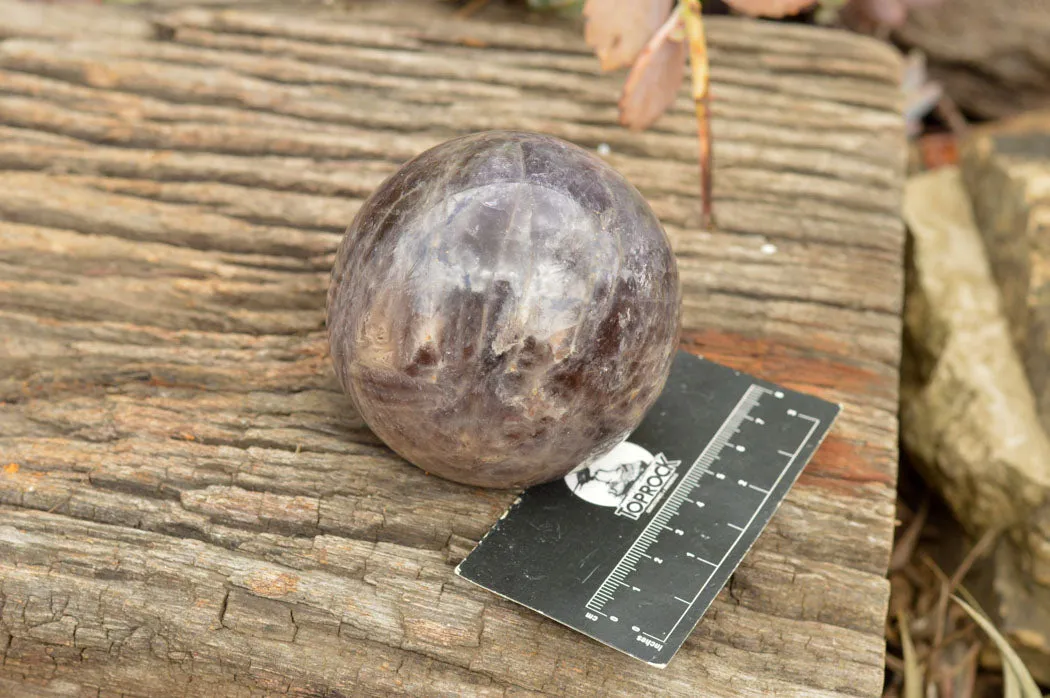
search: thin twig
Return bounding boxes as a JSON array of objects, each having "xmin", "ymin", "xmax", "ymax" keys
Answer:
[
  {"xmin": 891, "ymin": 495, "xmax": 930, "ymax": 572},
  {"xmin": 938, "ymin": 671, "xmax": 953, "ymax": 698},
  {"xmin": 696, "ymin": 94, "xmax": 715, "ymax": 230},
  {"xmin": 940, "ymin": 641, "xmax": 983, "ymax": 678},
  {"xmin": 885, "ymin": 652, "xmax": 906, "ymax": 674},
  {"xmin": 939, "ymin": 624, "xmax": 978, "ymax": 649},
  {"xmin": 681, "ymin": 0, "xmax": 716, "ymax": 230},
  {"xmin": 925, "ymin": 529, "xmax": 1000, "ymax": 692},
  {"xmin": 956, "ymin": 642, "xmax": 981, "ymax": 698}
]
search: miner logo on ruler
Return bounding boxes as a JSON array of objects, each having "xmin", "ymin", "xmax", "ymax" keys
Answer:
[
  {"xmin": 566, "ymin": 442, "xmax": 681, "ymax": 519},
  {"xmin": 456, "ymin": 351, "xmax": 840, "ymax": 667}
]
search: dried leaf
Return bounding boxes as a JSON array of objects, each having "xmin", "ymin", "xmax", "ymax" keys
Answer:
[
  {"xmin": 724, "ymin": 0, "xmax": 818, "ymax": 18},
  {"xmin": 583, "ymin": 0, "xmax": 674, "ymax": 71},
  {"xmin": 951, "ymin": 596, "xmax": 1043, "ymax": 698},
  {"xmin": 618, "ymin": 11, "xmax": 686, "ymax": 131}
]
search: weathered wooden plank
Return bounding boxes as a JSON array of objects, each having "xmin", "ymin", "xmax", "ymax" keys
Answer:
[{"xmin": 0, "ymin": 2, "xmax": 905, "ymax": 696}]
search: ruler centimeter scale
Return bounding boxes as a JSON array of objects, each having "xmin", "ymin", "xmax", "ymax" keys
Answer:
[
  {"xmin": 583, "ymin": 384, "xmax": 821, "ymax": 649},
  {"xmin": 456, "ymin": 352, "xmax": 840, "ymax": 667}
]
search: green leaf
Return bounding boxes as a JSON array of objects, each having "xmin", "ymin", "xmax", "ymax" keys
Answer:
[{"xmin": 951, "ymin": 595, "xmax": 1042, "ymax": 698}]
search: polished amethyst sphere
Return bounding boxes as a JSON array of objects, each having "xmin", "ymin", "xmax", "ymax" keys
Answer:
[{"xmin": 327, "ymin": 131, "xmax": 680, "ymax": 488}]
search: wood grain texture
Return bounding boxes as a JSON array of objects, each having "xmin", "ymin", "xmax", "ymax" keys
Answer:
[{"xmin": 0, "ymin": 2, "xmax": 905, "ymax": 696}]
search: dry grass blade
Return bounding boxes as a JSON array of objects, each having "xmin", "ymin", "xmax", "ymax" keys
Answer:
[
  {"xmin": 723, "ymin": 0, "xmax": 817, "ymax": 18},
  {"xmin": 1007, "ymin": 664, "xmax": 1023, "ymax": 698},
  {"xmin": 898, "ymin": 611, "xmax": 924, "ymax": 698},
  {"xmin": 618, "ymin": 10, "xmax": 686, "ymax": 131},
  {"xmin": 956, "ymin": 587, "xmax": 1021, "ymax": 698},
  {"xmin": 583, "ymin": 0, "xmax": 674, "ymax": 71},
  {"xmin": 951, "ymin": 596, "xmax": 1043, "ymax": 698}
]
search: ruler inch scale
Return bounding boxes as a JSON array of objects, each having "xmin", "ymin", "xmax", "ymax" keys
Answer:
[{"xmin": 456, "ymin": 351, "xmax": 841, "ymax": 667}]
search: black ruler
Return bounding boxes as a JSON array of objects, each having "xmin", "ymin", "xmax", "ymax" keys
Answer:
[{"xmin": 455, "ymin": 351, "xmax": 840, "ymax": 667}]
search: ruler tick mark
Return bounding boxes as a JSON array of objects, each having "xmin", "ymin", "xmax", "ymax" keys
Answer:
[{"xmin": 578, "ymin": 383, "xmax": 810, "ymax": 643}]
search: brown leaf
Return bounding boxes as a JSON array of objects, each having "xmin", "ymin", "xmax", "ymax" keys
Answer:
[
  {"xmin": 724, "ymin": 0, "xmax": 818, "ymax": 18},
  {"xmin": 583, "ymin": 0, "xmax": 674, "ymax": 71},
  {"xmin": 618, "ymin": 11, "xmax": 686, "ymax": 131}
]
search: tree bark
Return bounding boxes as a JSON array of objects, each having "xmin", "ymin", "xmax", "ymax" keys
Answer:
[{"xmin": 0, "ymin": 2, "xmax": 906, "ymax": 695}]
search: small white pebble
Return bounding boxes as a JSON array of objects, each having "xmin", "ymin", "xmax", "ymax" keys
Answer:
[
  {"xmin": 596, "ymin": 143, "xmax": 611, "ymax": 156},
  {"xmin": 760, "ymin": 242, "xmax": 777, "ymax": 255}
]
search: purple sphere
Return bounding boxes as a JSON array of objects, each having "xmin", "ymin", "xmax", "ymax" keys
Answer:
[{"xmin": 327, "ymin": 131, "xmax": 680, "ymax": 488}]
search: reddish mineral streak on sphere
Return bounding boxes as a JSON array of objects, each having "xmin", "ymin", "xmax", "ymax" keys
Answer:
[{"xmin": 327, "ymin": 131, "xmax": 681, "ymax": 488}]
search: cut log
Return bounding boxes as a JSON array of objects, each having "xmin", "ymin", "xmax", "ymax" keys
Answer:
[
  {"xmin": 961, "ymin": 110, "xmax": 1050, "ymax": 434},
  {"xmin": 0, "ymin": 2, "xmax": 906, "ymax": 696},
  {"xmin": 900, "ymin": 167, "xmax": 1050, "ymax": 683}
]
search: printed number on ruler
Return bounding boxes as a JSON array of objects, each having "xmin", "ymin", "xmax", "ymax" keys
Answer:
[{"xmin": 584, "ymin": 385, "xmax": 822, "ymax": 646}]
